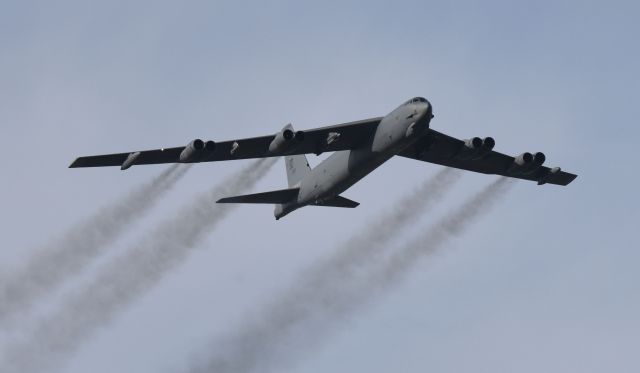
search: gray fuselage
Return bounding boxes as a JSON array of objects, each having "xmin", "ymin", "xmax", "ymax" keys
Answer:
[{"xmin": 275, "ymin": 98, "xmax": 432, "ymax": 219}]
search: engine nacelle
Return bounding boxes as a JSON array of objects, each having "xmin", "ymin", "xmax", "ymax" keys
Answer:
[
  {"xmin": 120, "ymin": 152, "xmax": 141, "ymax": 170},
  {"xmin": 180, "ymin": 139, "xmax": 215, "ymax": 162},
  {"xmin": 533, "ymin": 151, "xmax": 545, "ymax": 166},
  {"xmin": 180, "ymin": 139, "xmax": 204, "ymax": 162},
  {"xmin": 514, "ymin": 152, "xmax": 533, "ymax": 166},
  {"xmin": 510, "ymin": 152, "xmax": 545, "ymax": 175},
  {"xmin": 205, "ymin": 140, "xmax": 216, "ymax": 152},
  {"xmin": 465, "ymin": 137, "xmax": 483, "ymax": 149},
  {"xmin": 456, "ymin": 136, "xmax": 495, "ymax": 160},
  {"xmin": 269, "ymin": 126, "xmax": 305, "ymax": 153},
  {"xmin": 482, "ymin": 137, "xmax": 495, "ymax": 151}
]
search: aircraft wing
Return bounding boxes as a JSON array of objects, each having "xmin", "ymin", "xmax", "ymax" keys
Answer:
[
  {"xmin": 399, "ymin": 129, "xmax": 577, "ymax": 186},
  {"xmin": 69, "ymin": 117, "xmax": 383, "ymax": 169}
]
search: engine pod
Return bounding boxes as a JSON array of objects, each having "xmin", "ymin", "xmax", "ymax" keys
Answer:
[
  {"xmin": 456, "ymin": 137, "xmax": 492, "ymax": 160},
  {"xmin": 509, "ymin": 152, "xmax": 546, "ymax": 175},
  {"xmin": 482, "ymin": 137, "xmax": 495, "ymax": 150},
  {"xmin": 466, "ymin": 137, "xmax": 483, "ymax": 149},
  {"xmin": 269, "ymin": 125, "xmax": 304, "ymax": 153},
  {"xmin": 514, "ymin": 152, "xmax": 533, "ymax": 166},
  {"xmin": 180, "ymin": 139, "xmax": 205, "ymax": 162},
  {"xmin": 533, "ymin": 152, "xmax": 545, "ymax": 166},
  {"xmin": 121, "ymin": 152, "xmax": 141, "ymax": 170}
]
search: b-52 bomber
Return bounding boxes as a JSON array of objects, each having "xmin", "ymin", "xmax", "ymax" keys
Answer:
[{"xmin": 70, "ymin": 97, "xmax": 577, "ymax": 219}]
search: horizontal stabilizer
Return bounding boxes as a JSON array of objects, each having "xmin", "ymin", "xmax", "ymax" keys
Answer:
[
  {"xmin": 314, "ymin": 195, "xmax": 360, "ymax": 208},
  {"xmin": 216, "ymin": 188, "xmax": 299, "ymax": 204}
]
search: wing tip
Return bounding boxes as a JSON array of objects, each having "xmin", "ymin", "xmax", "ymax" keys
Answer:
[
  {"xmin": 69, "ymin": 158, "xmax": 82, "ymax": 168},
  {"xmin": 537, "ymin": 170, "xmax": 578, "ymax": 186},
  {"xmin": 557, "ymin": 171, "xmax": 578, "ymax": 186}
]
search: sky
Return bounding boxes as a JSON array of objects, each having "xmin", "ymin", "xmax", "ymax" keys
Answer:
[{"xmin": 1, "ymin": 0, "xmax": 639, "ymax": 372}]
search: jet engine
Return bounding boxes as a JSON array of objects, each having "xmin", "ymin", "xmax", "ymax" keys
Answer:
[
  {"xmin": 533, "ymin": 151, "xmax": 545, "ymax": 166},
  {"xmin": 510, "ymin": 151, "xmax": 546, "ymax": 175},
  {"xmin": 180, "ymin": 139, "xmax": 216, "ymax": 162},
  {"xmin": 514, "ymin": 152, "xmax": 533, "ymax": 166},
  {"xmin": 269, "ymin": 127, "xmax": 305, "ymax": 153},
  {"xmin": 482, "ymin": 137, "xmax": 495, "ymax": 151},
  {"xmin": 456, "ymin": 137, "xmax": 495, "ymax": 160}
]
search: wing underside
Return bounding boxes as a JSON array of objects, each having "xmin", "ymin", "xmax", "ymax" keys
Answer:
[
  {"xmin": 69, "ymin": 118, "xmax": 382, "ymax": 169},
  {"xmin": 399, "ymin": 129, "xmax": 577, "ymax": 186},
  {"xmin": 68, "ymin": 113, "xmax": 576, "ymax": 187}
]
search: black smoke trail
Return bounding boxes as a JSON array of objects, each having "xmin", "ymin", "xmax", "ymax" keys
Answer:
[
  {"xmin": 1, "ymin": 158, "xmax": 277, "ymax": 373},
  {"xmin": 0, "ymin": 164, "xmax": 189, "ymax": 326},
  {"xmin": 193, "ymin": 177, "xmax": 513, "ymax": 373}
]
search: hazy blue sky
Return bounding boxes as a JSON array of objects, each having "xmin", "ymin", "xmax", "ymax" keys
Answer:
[{"xmin": 1, "ymin": 1, "xmax": 638, "ymax": 372}]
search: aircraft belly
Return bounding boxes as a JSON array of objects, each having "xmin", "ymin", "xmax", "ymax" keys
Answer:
[
  {"xmin": 297, "ymin": 108, "xmax": 429, "ymax": 206},
  {"xmin": 298, "ymin": 148, "xmax": 391, "ymax": 204}
]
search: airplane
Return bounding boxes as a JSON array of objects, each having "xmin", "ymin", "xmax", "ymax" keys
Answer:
[{"xmin": 70, "ymin": 97, "xmax": 577, "ymax": 219}]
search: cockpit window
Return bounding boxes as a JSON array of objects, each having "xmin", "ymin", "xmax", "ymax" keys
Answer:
[{"xmin": 406, "ymin": 97, "xmax": 427, "ymax": 104}]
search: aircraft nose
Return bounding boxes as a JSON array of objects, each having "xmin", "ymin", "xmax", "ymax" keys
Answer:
[{"xmin": 419, "ymin": 100, "xmax": 433, "ymax": 120}]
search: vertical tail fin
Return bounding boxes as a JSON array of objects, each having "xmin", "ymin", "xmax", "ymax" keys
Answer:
[
  {"xmin": 285, "ymin": 154, "xmax": 311, "ymax": 187},
  {"xmin": 284, "ymin": 125, "xmax": 311, "ymax": 187}
]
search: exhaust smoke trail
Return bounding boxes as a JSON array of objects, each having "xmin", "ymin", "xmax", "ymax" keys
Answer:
[
  {"xmin": 0, "ymin": 164, "xmax": 189, "ymax": 326},
  {"xmin": 193, "ymin": 177, "xmax": 513, "ymax": 373},
  {"xmin": 320, "ymin": 168, "xmax": 462, "ymax": 276},
  {"xmin": 377, "ymin": 177, "xmax": 513, "ymax": 284},
  {"xmin": 1, "ymin": 158, "xmax": 277, "ymax": 373},
  {"xmin": 191, "ymin": 168, "xmax": 465, "ymax": 373}
]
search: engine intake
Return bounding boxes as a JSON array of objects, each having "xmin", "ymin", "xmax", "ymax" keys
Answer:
[
  {"xmin": 533, "ymin": 151, "xmax": 545, "ymax": 166},
  {"xmin": 510, "ymin": 152, "xmax": 545, "ymax": 175},
  {"xmin": 482, "ymin": 137, "xmax": 495, "ymax": 150},
  {"xmin": 180, "ymin": 139, "xmax": 215, "ymax": 162},
  {"xmin": 467, "ymin": 137, "xmax": 483, "ymax": 149},
  {"xmin": 269, "ymin": 125, "xmax": 305, "ymax": 153},
  {"xmin": 514, "ymin": 152, "xmax": 533, "ymax": 166},
  {"xmin": 456, "ymin": 136, "xmax": 495, "ymax": 160}
]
